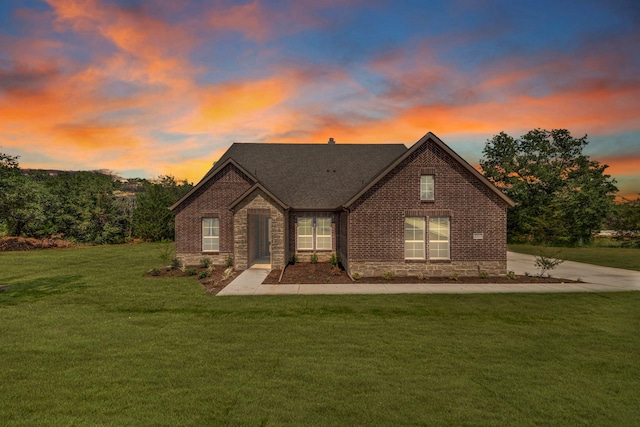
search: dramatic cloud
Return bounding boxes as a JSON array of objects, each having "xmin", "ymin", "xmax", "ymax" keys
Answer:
[{"xmin": 0, "ymin": 0, "xmax": 637, "ymax": 197}]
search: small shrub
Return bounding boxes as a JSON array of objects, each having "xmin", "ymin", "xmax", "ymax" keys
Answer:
[
  {"xmin": 449, "ymin": 272, "xmax": 459, "ymax": 281},
  {"xmin": 224, "ymin": 256, "xmax": 234, "ymax": 268},
  {"xmin": 417, "ymin": 272, "xmax": 426, "ymax": 280},
  {"xmin": 199, "ymin": 258, "xmax": 212, "ymax": 268},
  {"xmin": 330, "ymin": 254, "xmax": 339, "ymax": 267},
  {"xmin": 479, "ymin": 271, "xmax": 490, "ymax": 279},
  {"xmin": 310, "ymin": 253, "xmax": 318, "ymax": 264},
  {"xmin": 198, "ymin": 270, "xmax": 210, "ymax": 279},
  {"xmin": 171, "ymin": 258, "xmax": 181, "ymax": 269},
  {"xmin": 290, "ymin": 254, "xmax": 298, "ymax": 265},
  {"xmin": 159, "ymin": 244, "xmax": 176, "ymax": 266},
  {"xmin": 506, "ymin": 270, "xmax": 517, "ymax": 280},
  {"xmin": 308, "ymin": 275, "xmax": 315, "ymax": 280},
  {"xmin": 535, "ymin": 252, "xmax": 564, "ymax": 277},
  {"xmin": 352, "ymin": 272, "xmax": 362, "ymax": 280},
  {"xmin": 383, "ymin": 271, "xmax": 394, "ymax": 280},
  {"xmin": 222, "ymin": 267, "xmax": 234, "ymax": 280},
  {"xmin": 150, "ymin": 267, "xmax": 161, "ymax": 276},
  {"xmin": 185, "ymin": 268, "xmax": 197, "ymax": 276}
]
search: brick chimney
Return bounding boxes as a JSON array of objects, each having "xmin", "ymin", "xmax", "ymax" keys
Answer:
[{"xmin": 328, "ymin": 137, "xmax": 335, "ymax": 145}]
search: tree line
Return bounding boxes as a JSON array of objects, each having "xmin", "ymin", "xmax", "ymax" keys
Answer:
[
  {"xmin": 0, "ymin": 152, "xmax": 192, "ymax": 244},
  {"xmin": 1, "ymin": 128, "xmax": 638, "ymax": 247}
]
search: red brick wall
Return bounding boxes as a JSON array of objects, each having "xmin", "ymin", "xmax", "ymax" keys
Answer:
[
  {"xmin": 348, "ymin": 139, "xmax": 508, "ymax": 266},
  {"xmin": 173, "ymin": 164, "xmax": 252, "ymax": 261}
]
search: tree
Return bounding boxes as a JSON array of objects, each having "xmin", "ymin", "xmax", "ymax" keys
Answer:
[
  {"xmin": 133, "ymin": 176, "xmax": 192, "ymax": 241},
  {"xmin": 606, "ymin": 196, "xmax": 640, "ymax": 247},
  {"xmin": 480, "ymin": 129, "xmax": 618, "ymax": 245},
  {"xmin": 0, "ymin": 153, "xmax": 49, "ymax": 237}
]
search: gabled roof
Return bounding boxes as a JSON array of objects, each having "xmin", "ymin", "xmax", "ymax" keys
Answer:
[
  {"xmin": 343, "ymin": 132, "xmax": 516, "ymax": 208},
  {"xmin": 170, "ymin": 132, "xmax": 514, "ymax": 211},
  {"xmin": 180, "ymin": 142, "xmax": 407, "ymax": 210}
]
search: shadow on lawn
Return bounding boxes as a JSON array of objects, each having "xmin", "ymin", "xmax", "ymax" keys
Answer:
[{"xmin": 0, "ymin": 275, "xmax": 86, "ymax": 305}]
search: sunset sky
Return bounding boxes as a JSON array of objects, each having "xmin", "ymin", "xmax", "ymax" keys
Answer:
[{"xmin": 0, "ymin": 0, "xmax": 638, "ymax": 197}]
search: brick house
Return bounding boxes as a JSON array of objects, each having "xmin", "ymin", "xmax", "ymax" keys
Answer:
[{"xmin": 169, "ymin": 132, "xmax": 515, "ymax": 277}]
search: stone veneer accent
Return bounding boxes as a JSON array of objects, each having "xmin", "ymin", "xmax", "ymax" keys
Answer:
[
  {"xmin": 232, "ymin": 190, "xmax": 286, "ymax": 270},
  {"xmin": 349, "ymin": 260, "xmax": 507, "ymax": 278}
]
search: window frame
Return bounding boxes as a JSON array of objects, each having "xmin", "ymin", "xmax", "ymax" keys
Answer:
[
  {"xmin": 297, "ymin": 216, "xmax": 332, "ymax": 251},
  {"xmin": 202, "ymin": 217, "xmax": 220, "ymax": 252},
  {"xmin": 428, "ymin": 217, "xmax": 450, "ymax": 260},
  {"xmin": 404, "ymin": 216, "xmax": 426, "ymax": 260},
  {"xmin": 420, "ymin": 175, "xmax": 435, "ymax": 201},
  {"xmin": 315, "ymin": 217, "xmax": 332, "ymax": 250},
  {"xmin": 297, "ymin": 217, "xmax": 314, "ymax": 250}
]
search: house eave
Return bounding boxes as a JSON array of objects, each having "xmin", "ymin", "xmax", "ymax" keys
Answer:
[{"xmin": 169, "ymin": 158, "xmax": 258, "ymax": 211}]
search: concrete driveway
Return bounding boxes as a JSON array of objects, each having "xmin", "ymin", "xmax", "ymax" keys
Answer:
[{"xmin": 217, "ymin": 252, "xmax": 640, "ymax": 296}]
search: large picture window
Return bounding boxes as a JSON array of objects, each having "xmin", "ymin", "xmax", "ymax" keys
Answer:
[
  {"xmin": 297, "ymin": 217, "xmax": 332, "ymax": 250},
  {"xmin": 404, "ymin": 217, "xmax": 425, "ymax": 259},
  {"xmin": 429, "ymin": 217, "xmax": 450, "ymax": 259},
  {"xmin": 202, "ymin": 217, "xmax": 219, "ymax": 252},
  {"xmin": 421, "ymin": 175, "xmax": 434, "ymax": 200}
]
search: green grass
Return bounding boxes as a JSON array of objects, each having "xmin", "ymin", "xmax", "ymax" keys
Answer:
[
  {"xmin": 509, "ymin": 243, "xmax": 640, "ymax": 271},
  {"xmin": 1, "ymin": 244, "xmax": 639, "ymax": 425}
]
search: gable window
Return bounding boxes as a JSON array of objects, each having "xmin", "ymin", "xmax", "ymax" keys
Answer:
[
  {"xmin": 202, "ymin": 217, "xmax": 219, "ymax": 252},
  {"xmin": 429, "ymin": 217, "xmax": 450, "ymax": 259},
  {"xmin": 297, "ymin": 217, "xmax": 314, "ymax": 250},
  {"xmin": 421, "ymin": 175, "xmax": 434, "ymax": 200},
  {"xmin": 297, "ymin": 217, "xmax": 332, "ymax": 250},
  {"xmin": 316, "ymin": 217, "xmax": 332, "ymax": 250},
  {"xmin": 404, "ymin": 217, "xmax": 425, "ymax": 259}
]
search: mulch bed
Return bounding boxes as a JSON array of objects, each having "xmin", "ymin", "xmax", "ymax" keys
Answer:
[
  {"xmin": 0, "ymin": 236, "xmax": 73, "ymax": 251},
  {"xmin": 263, "ymin": 262, "xmax": 573, "ymax": 284},
  {"xmin": 146, "ymin": 265, "xmax": 242, "ymax": 294}
]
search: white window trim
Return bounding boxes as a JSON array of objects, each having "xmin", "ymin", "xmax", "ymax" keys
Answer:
[
  {"xmin": 429, "ymin": 217, "xmax": 450, "ymax": 260},
  {"xmin": 404, "ymin": 217, "xmax": 426, "ymax": 260},
  {"xmin": 202, "ymin": 217, "xmax": 219, "ymax": 252},
  {"xmin": 421, "ymin": 175, "xmax": 435, "ymax": 201},
  {"xmin": 297, "ymin": 216, "xmax": 332, "ymax": 251},
  {"xmin": 297, "ymin": 217, "xmax": 314, "ymax": 250},
  {"xmin": 315, "ymin": 217, "xmax": 332, "ymax": 250}
]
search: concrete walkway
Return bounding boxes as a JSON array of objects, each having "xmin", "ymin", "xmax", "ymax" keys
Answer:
[{"xmin": 217, "ymin": 252, "xmax": 640, "ymax": 296}]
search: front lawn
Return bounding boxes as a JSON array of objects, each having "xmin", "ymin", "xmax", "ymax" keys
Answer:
[
  {"xmin": 509, "ymin": 243, "xmax": 640, "ymax": 271},
  {"xmin": 1, "ymin": 243, "xmax": 638, "ymax": 425}
]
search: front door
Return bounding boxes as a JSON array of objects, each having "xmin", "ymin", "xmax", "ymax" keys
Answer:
[{"xmin": 248, "ymin": 214, "xmax": 271, "ymax": 267}]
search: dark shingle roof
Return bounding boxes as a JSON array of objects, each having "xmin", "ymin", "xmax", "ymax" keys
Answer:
[{"xmin": 211, "ymin": 143, "xmax": 407, "ymax": 209}]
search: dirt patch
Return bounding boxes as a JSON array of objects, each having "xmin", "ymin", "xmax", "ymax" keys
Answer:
[
  {"xmin": 0, "ymin": 237, "xmax": 73, "ymax": 251},
  {"xmin": 146, "ymin": 265, "xmax": 242, "ymax": 295},
  {"xmin": 263, "ymin": 262, "xmax": 574, "ymax": 284}
]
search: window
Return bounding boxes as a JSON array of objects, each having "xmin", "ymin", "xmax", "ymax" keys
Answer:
[
  {"xmin": 297, "ymin": 217, "xmax": 314, "ymax": 250},
  {"xmin": 316, "ymin": 217, "xmax": 332, "ymax": 250},
  {"xmin": 297, "ymin": 217, "xmax": 332, "ymax": 250},
  {"xmin": 421, "ymin": 175, "xmax": 434, "ymax": 200},
  {"xmin": 202, "ymin": 218, "xmax": 219, "ymax": 252},
  {"xmin": 429, "ymin": 217, "xmax": 450, "ymax": 259},
  {"xmin": 404, "ymin": 217, "xmax": 425, "ymax": 259}
]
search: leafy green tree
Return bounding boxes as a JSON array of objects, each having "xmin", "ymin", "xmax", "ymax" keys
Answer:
[
  {"xmin": 480, "ymin": 129, "xmax": 618, "ymax": 245},
  {"xmin": 133, "ymin": 176, "xmax": 192, "ymax": 241},
  {"xmin": 0, "ymin": 153, "xmax": 49, "ymax": 237},
  {"xmin": 606, "ymin": 196, "xmax": 640, "ymax": 247}
]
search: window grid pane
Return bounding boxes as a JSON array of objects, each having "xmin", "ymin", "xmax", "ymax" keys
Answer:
[
  {"xmin": 404, "ymin": 217, "xmax": 425, "ymax": 259},
  {"xmin": 297, "ymin": 218, "xmax": 314, "ymax": 250},
  {"xmin": 421, "ymin": 175, "xmax": 434, "ymax": 200},
  {"xmin": 316, "ymin": 217, "xmax": 332, "ymax": 250},
  {"xmin": 202, "ymin": 218, "xmax": 219, "ymax": 252},
  {"xmin": 429, "ymin": 217, "xmax": 450, "ymax": 259}
]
